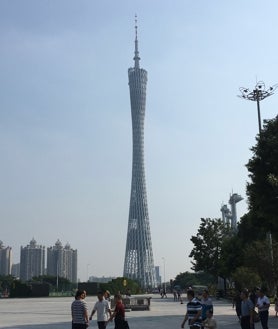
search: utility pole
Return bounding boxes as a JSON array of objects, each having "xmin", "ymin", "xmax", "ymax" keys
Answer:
[{"xmin": 162, "ymin": 257, "xmax": 166, "ymax": 292}]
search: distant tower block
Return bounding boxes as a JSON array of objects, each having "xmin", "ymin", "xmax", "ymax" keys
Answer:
[
  {"xmin": 229, "ymin": 193, "xmax": 243, "ymax": 230},
  {"xmin": 123, "ymin": 19, "xmax": 156, "ymax": 288},
  {"xmin": 220, "ymin": 204, "xmax": 232, "ymax": 224}
]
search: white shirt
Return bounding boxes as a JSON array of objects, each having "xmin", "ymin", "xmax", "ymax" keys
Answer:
[
  {"xmin": 257, "ymin": 295, "xmax": 270, "ymax": 312},
  {"xmin": 93, "ymin": 299, "xmax": 110, "ymax": 321}
]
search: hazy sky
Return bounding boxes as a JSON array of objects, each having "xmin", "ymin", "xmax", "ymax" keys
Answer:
[{"xmin": 1, "ymin": 0, "xmax": 278, "ymax": 283}]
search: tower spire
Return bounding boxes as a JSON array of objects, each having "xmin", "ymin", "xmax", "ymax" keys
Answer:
[
  {"xmin": 134, "ymin": 15, "xmax": 140, "ymax": 68},
  {"xmin": 125, "ymin": 18, "xmax": 156, "ymax": 288}
]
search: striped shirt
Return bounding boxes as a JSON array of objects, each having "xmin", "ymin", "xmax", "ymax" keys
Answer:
[
  {"xmin": 71, "ymin": 299, "xmax": 88, "ymax": 324},
  {"xmin": 187, "ymin": 298, "xmax": 202, "ymax": 327}
]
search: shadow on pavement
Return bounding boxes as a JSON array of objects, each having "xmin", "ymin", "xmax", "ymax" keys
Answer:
[{"xmin": 4, "ymin": 323, "xmax": 70, "ymax": 329}]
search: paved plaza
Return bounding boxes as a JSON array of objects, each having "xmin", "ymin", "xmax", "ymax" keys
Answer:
[{"xmin": 0, "ymin": 295, "xmax": 277, "ymax": 329}]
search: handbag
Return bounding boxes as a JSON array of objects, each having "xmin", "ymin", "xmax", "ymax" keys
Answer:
[
  {"xmin": 253, "ymin": 310, "xmax": 260, "ymax": 323},
  {"xmin": 123, "ymin": 319, "xmax": 130, "ymax": 329}
]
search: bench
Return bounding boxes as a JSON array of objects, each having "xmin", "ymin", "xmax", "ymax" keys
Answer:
[{"xmin": 111, "ymin": 296, "xmax": 152, "ymax": 311}]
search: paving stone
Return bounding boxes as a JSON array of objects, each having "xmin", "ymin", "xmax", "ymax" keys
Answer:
[{"xmin": 0, "ymin": 295, "xmax": 277, "ymax": 329}]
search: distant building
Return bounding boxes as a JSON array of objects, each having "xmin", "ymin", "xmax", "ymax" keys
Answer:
[
  {"xmin": 155, "ymin": 266, "xmax": 161, "ymax": 286},
  {"xmin": 20, "ymin": 238, "xmax": 45, "ymax": 281},
  {"xmin": 0, "ymin": 241, "xmax": 12, "ymax": 275},
  {"xmin": 88, "ymin": 275, "xmax": 116, "ymax": 283},
  {"xmin": 11, "ymin": 263, "xmax": 20, "ymax": 278},
  {"xmin": 47, "ymin": 239, "xmax": 77, "ymax": 283}
]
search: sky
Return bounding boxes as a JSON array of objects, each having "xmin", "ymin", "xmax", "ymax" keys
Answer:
[{"xmin": 1, "ymin": 0, "xmax": 278, "ymax": 283}]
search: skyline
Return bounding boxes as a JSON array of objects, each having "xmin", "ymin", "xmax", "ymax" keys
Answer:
[{"xmin": 1, "ymin": 1, "xmax": 278, "ymax": 282}]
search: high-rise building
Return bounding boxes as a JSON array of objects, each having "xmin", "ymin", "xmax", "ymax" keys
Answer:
[
  {"xmin": 47, "ymin": 239, "xmax": 77, "ymax": 283},
  {"xmin": 0, "ymin": 241, "xmax": 12, "ymax": 275},
  {"xmin": 123, "ymin": 21, "xmax": 156, "ymax": 288},
  {"xmin": 20, "ymin": 238, "xmax": 45, "ymax": 281},
  {"xmin": 155, "ymin": 266, "xmax": 161, "ymax": 286},
  {"xmin": 11, "ymin": 263, "xmax": 20, "ymax": 278}
]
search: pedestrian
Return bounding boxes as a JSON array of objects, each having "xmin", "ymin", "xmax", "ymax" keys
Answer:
[
  {"xmin": 249, "ymin": 288, "xmax": 257, "ymax": 306},
  {"xmin": 256, "ymin": 287, "xmax": 270, "ymax": 329},
  {"xmin": 240, "ymin": 289, "xmax": 254, "ymax": 329},
  {"xmin": 89, "ymin": 291, "xmax": 111, "ymax": 329},
  {"xmin": 274, "ymin": 295, "xmax": 278, "ymax": 317},
  {"xmin": 161, "ymin": 288, "xmax": 167, "ymax": 298},
  {"xmin": 125, "ymin": 288, "xmax": 131, "ymax": 297},
  {"xmin": 181, "ymin": 289, "xmax": 202, "ymax": 329},
  {"xmin": 71, "ymin": 289, "xmax": 89, "ymax": 329},
  {"xmin": 201, "ymin": 289, "xmax": 213, "ymax": 323},
  {"xmin": 173, "ymin": 289, "xmax": 178, "ymax": 301},
  {"xmin": 233, "ymin": 290, "xmax": 242, "ymax": 321},
  {"xmin": 202, "ymin": 309, "xmax": 217, "ymax": 329},
  {"xmin": 109, "ymin": 294, "xmax": 129, "ymax": 329},
  {"xmin": 178, "ymin": 289, "xmax": 183, "ymax": 304},
  {"xmin": 104, "ymin": 290, "xmax": 111, "ymax": 307}
]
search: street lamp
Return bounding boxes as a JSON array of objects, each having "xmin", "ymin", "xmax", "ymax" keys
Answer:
[
  {"xmin": 56, "ymin": 256, "xmax": 59, "ymax": 292},
  {"xmin": 162, "ymin": 257, "xmax": 166, "ymax": 292},
  {"xmin": 87, "ymin": 264, "xmax": 90, "ymax": 282},
  {"xmin": 238, "ymin": 81, "xmax": 277, "ymax": 136}
]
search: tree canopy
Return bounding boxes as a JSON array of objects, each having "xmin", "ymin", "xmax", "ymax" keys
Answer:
[
  {"xmin": 187, "ymin": 116, "xmax": 278, "ymax": 293},
  {"xmin": 242, "ymin": 115, "xmax": 278, "ymax": 241},
  {"xmin": 173, "ymin": 271, "xmax": 214, "ymax": 290},
  {"xmin": 189, "ymin": 218, "xmax": 231, "ymax": 278}
]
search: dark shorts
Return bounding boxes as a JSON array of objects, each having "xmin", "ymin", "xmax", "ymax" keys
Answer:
[
  {"xmin": 97, "ymin": 321, "xmax": 107, "ymax": 329},
  {"xmin": 72, "ymin": 323, "xmax": 87, "ymax": 329}
]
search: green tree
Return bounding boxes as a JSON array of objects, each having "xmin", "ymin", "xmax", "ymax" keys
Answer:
[
  {"xmin": 231, "ymin": 266, "xmax": 261, "ymax": 291},
  {"xmin": 32, "ymin": 275, "xmax": 71, "ymax": 292},
  {"xmin": 0, "ymin": 275, "xmax": 16, "ymax": 295},
  {"xmin": 100, "ymin": 277, "xmax": 142, "ymax": 295},
  {"xmin": 240, "ymin": 115, "xmax": 278, "ymax": 241},
  {"xmin": 243, "ymin": 239, "xmax": 278, "ymax": 293},
  {"xmin": 234, "ymin": 116, "xmax": 278, "ymax": 294},
  {"xmin": 218, "ymin": 235, "xmax": 244, "ymax": 279},
  {"xmin": 174, "ymin": 271, "xmax": 214, "ymax": 290},
  {"xmin": 189, "ymin": 218, "xmax": 232, "ymax": 278}
]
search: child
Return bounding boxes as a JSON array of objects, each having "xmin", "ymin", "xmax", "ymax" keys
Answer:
[{"xmin": 202, "ymin": 309, "xmax": 217, "ymax": 329}]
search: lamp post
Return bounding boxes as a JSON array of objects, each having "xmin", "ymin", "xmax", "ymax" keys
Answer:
[
  {"xmin": 238, "ymin": 81, "xmax": 277, "ymax": 136},
  {"xmin": 56, "ymin": 263, "xmax": 58, "ymax": 291},
  {"xmin": 56, "ymin": 255, "xmax": 59, "ymax": 292},
  {"xmin": 87, "ymin": 264, "xmax": 90, "ymax": 282},
  {"xmin": 162, "ymin": 257, "xmax": 166, "ymax": 292}
]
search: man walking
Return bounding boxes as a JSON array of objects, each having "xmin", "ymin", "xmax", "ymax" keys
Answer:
[
  {"xmin": 240, "ymin": 289, "xmax": 254, "ymax": 329},
  {"xmin": 256, "ymin": 288, "xmax": 270, "ymax": 329},
  {"xmin": 89, "ymin": 291, "xmax": 111, "ymax": 329},
  {"xmin": 201, "ymin": 289, "xmax": 213, "ymax": 324},
  {"xmin": 181, "ymin": 289, "xmax": 202, "ymax": 329}
]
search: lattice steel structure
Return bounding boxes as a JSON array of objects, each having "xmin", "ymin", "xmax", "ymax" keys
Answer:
[{"xmin": 123, "ymin": 22, "xmax": 156, "ymax": 288}]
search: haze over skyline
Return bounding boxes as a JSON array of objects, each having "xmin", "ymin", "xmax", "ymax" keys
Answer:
[{"xmin": 1, "ymin": 1, "xmax": 278, "ymax": 282}]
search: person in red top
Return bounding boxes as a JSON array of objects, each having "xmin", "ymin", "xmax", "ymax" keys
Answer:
[{"xmin": 109, "ymin": 294, "xmax": 127, "ymax": 329}]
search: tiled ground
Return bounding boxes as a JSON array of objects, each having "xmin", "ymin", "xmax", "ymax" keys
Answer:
[{"xmin": 0, "ymin": 295, "xmax": 277, "ymax": 329}]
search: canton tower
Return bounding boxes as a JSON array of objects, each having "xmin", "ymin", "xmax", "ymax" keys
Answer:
[{"xmin": 123, "ymin": 21, "xmax": 156, "ymax": 288}]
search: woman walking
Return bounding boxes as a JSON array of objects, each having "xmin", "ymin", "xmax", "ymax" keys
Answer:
[
  {"xmin": 109, "ymin": 294, "xmax": 128, "ymax": 329},
  {"xmin": 71, "ymin": 290, "xmax": 89, "ymax": 329}
]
